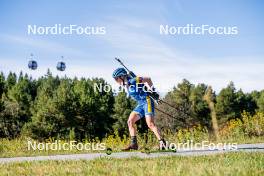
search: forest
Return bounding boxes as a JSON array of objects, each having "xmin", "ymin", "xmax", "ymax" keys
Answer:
[{"xmin": 0, "ymin": 70, "xmax": 264, "ymax": 141}]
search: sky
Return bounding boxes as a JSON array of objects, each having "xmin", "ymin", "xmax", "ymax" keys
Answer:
[{"xmin": 0, "ymin": 0, "xmax": 263, "ymax": 93}]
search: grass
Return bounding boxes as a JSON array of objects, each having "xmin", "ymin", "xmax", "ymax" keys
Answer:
[
  {"xmin": 0, "ymin": 152, "xmax": 264, "ymax": 176},
  {"xmin": 1, "ymin": 135, "xmax": 264, "ymax": 158},
  {"xmin": 1, "ymin": 112, "xmax": 264, "ymax": 158},
  {"xmin": 0, "ymin": 138, "xmax": 107, "ymax": 158}
]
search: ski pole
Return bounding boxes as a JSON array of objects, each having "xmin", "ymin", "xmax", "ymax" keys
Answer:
[
  {"xmin": 149, "ymin": 94, "xmax": 178, "ymax": 110},
  {"xmin": 154, "ymin": 107, "xmax": 185, "ymax": 122},
  {"xmin": 149, "ymin": 95, "xmax": 190, "ymax": 117},
  {"xmin": 155, "ymin": 107, "xmax": 175, "ymax": 119},
  {"xmin": 158, "ymin": 99, "xmax": 180, "ymax": 111}
]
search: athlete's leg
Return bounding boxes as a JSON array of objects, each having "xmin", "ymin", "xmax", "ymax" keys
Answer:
[
  {"xmin": 127, "ymin": 111, "xmax": 141, "ymax": 136},
  {"xmin": 145, "ymin": 115, "xmax": 162, "ymax": 140},
  {"xmin": 145, "ymin": 115, "xmax": 167, "ymax": 149},
  {"xmin": 144, "ymin": 97, "xmax": 167, "ymax": 149},
  {"xmin": 122, "ymin": 111, "xmax": 141, "ymax": 151},
  {"xmin": 144, "ymin": 97, "xmax": 162, "ymax": 140}
]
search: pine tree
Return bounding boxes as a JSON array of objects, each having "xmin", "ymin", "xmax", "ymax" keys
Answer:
[
  {"xmin": 7, "ymin": 73, "xmax": 33, "ymax": 123},
  {"xmin": 190, "ymin": 83, "xmax": 211, "ymax": 128},
  {"xmin": 22, "ymin": 71, "xmax": 61, "ymax": 139},
  {"xmin": 0, "ymin": 95, "xmax": 20, "ymax": 138},
  {"xmin": 0, "ymin": 72, "xmax": 5, "ymax": 96},
  {"xmin": 6, "ymin": 72, "xmax": 17, "ymax": 91},
  {"xmin": 215, "ymin": 82, "xmax": 238, "ymax": 124}
]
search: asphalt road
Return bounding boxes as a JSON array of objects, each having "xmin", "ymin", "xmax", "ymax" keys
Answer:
[{"xmin": 0, "ymin": 143, "xmax": 264, "ymax": 164}]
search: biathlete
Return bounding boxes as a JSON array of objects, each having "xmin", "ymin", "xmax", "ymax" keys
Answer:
[{"xmin": 112, "ymin": 68, "xmax": 166, "ymax": 150}]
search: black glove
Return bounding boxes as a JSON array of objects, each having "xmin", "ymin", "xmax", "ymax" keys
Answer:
[{"xmin": 149, "ymin": 91, "xmax": 160, "ymax": 101}]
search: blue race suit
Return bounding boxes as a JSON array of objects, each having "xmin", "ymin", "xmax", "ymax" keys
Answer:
[{"xmin": 127, "ymin": 76, "xmax": 155, "ymax": 118}]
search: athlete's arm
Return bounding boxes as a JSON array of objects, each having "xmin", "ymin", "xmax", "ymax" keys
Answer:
[
  {"xmin": 141, "ymin": 77, "xmax": 153, "ymax": 87},
  {"xmin": 141, "ymin": 77, "xmax": 159, "ymax": 100}
]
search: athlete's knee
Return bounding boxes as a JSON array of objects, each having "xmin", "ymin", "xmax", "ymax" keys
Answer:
[
  {"xmin": 127, "ymin": 119, "xmax": 134, "ymax": 128},
  {"xmin": 147, "ymin": 122, "xmax": 156, "ymax": 129}
]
